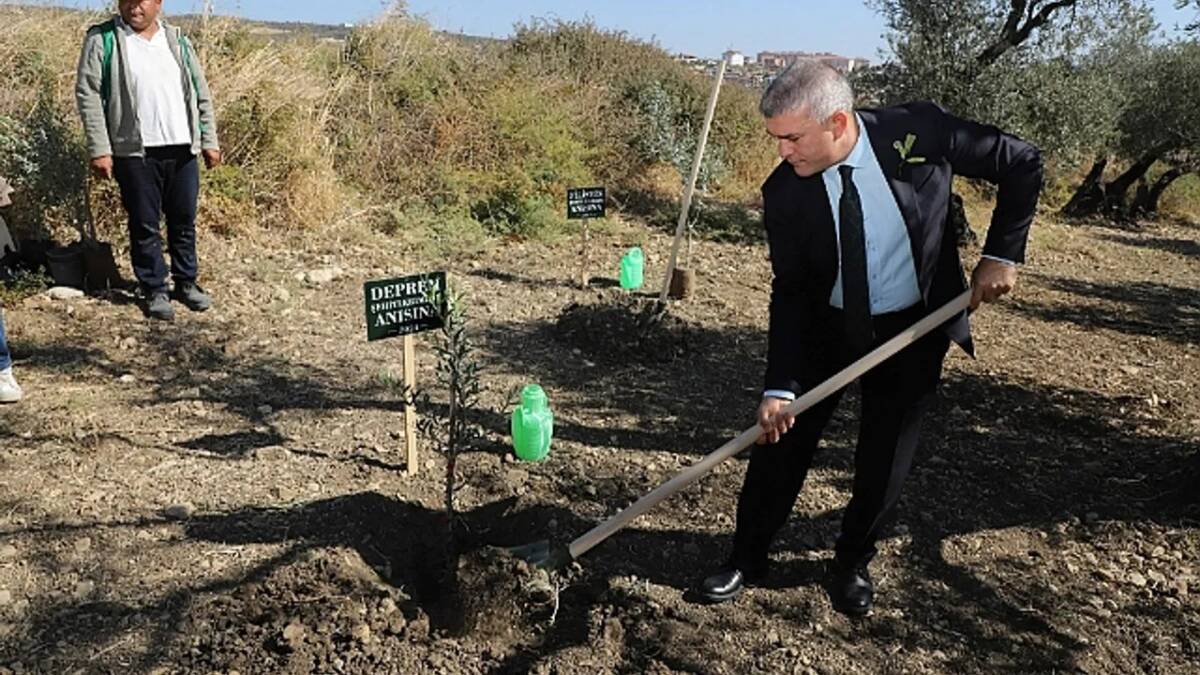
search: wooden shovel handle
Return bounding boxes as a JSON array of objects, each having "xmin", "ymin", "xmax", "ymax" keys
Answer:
[
  {"xmin": 567, "ymin": 290, "xmax": 972, "ymax": 560},
  {"xmin": 658, "ymin": 59, "xmax": 727, "ymax": 303}
]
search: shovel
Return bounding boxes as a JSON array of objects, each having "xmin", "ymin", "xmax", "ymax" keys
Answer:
[{"xmin": 508, "ymin": 290, "xmax": 973, "ymax": 570}]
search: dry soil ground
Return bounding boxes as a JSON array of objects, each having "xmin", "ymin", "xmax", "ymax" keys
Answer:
[{"xmin": 0, "ymin": 211, "xmax": 1197, "ymax": 674}]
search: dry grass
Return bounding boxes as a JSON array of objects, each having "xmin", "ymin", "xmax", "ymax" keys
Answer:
[
  {"xmin": 0, "ymin": 7, "xmax": 96, "ymax": 113},
  {"xmin": 1, "ymin": 5, "xmax": 779, "ymax": 248},
  {"xmin": 4, "ymin": 4, "xmax": 1188, "ymax": 253}
]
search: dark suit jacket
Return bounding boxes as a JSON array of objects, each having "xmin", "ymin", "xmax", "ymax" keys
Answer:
[{"xmin": 762, "ymin": 101, "xmax": 1042, "ymax": 394}]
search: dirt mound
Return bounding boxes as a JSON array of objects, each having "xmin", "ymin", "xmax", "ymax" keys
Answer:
[
  {"xmin": 553, "ymin": 294, "xmax": 693, "ymax": 363},
  {"xmin": 171, "ymin": 545, "xmax": 567, "ymax": 673},
  {"xmin": 454, "ymin": 547, "xmax": 558, "ymax": 641},
  {"xmin": 174, "ymin": 548, "xmax": 430, "ymax": 673}
]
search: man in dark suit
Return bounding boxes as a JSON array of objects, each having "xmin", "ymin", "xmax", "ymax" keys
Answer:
[{"xmin": 699, "ymin": 61, "xmax": 1042, "ymax": 615}]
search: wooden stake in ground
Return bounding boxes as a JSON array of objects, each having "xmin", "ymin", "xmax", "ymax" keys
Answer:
[
  {"xmin": 659, "ymin": 58, "xmax": 726, "ymax": 303},
  {"xmin": 403, "ymin": 334, "xmax": 419, "ymax": 476},
  {"xmin": 364, "ymin": 272, "xmax": 447, "ymax": 477},
  {"xmin": 566, "ymin": 187, "xmax": 607, "ymax": 289},
  {"xmin": 580, "ymin": 220, "xmax": 590, "ymax": 289}
]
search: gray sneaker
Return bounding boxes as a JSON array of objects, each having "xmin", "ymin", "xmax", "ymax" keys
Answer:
[
  {"xmin": 146, "ymin": 292, "xmax": 175, "ymax": 321},
  {"xmin": 173, "ymin": 282, "xmax": 211, "ymax": 312},
  {"xmin": 0, "ymin": 367, "xmax": 22, "ymax": 403}
]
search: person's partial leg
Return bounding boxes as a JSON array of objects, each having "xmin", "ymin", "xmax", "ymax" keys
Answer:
[
  {"xmin": 0, "ymin": 311, "xmax": 21, "ymax": 403},
  {"xmin": 835, "ymin": 329, "xmax": 948, "ymax": 566},
  {"xmin": 699, "ymin": 392, "xmax": 841, "ymax": 602},
  {"xmin": 827, "ymin": 314, "xmax": 949, "ymax": 615},
  {"xmin": 162, "ymin": 148, "xmax": 199, "ymax": 286},
  {"xmin": 162, "ymin": 148, "xmax": 209, "ymax": 311},
  {"xmin": 113, "ymin": 155, "xmax": 168, "ymax": 296},
  {"xmin": 730, "ymin": 392, "xmax": 843, "ymax": 576},
  {"xmin": 0, "ymin": 311, "xmax": 10, "ymax": 371}
]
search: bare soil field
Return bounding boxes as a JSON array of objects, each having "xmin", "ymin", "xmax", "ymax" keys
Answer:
[{"xmin": 1, "ymin": 213, "xmax": 1197, "ymax": 674}]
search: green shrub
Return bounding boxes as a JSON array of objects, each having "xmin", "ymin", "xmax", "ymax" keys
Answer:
[
  {"xmin": 371, "ymin": 203, "xmax": 490, "ymax": 258},
  {"xmin": 629, "ymin": 81, "xmax": 727, "ymax": 189},
  {"xmin": 1160, "ymin": 172, "xmax": 1200, "ymax": 222},
  {"xmin": 0, "ymin": 268, "xmax": 53, "ymax": 307},
  {"xmin": 0, "ymin": 98, "xmax": 89, "ymax": 241}
]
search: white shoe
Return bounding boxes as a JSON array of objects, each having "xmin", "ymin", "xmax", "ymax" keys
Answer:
[{"xmin": 0, "ymin": 367, "xmax": 22, "ymax": 403}]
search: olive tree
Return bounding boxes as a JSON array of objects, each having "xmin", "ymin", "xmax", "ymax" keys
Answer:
[
  {"xmin": 865, "ymin": 0, "xmax": 1154, "ymax": 161},
  {"xmin": 1116, "ymin": 42, "xmax": 1200, "ymax": 213},
  {"xmin": 1178, "ymin": 0, "xmax": 1199, "ymax": 33}
]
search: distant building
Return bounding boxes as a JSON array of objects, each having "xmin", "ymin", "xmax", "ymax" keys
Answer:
[
  {"xmin": 723, "ymin": 50, "xmax": 745, "ymax": 67},
  {"xmin": 823, "ymin": 56, "xmax": 867, "ymax": 73},
  {"xmin": 756, "ymin": 51, "xmax": 870, "ymax": 74},
  {"xmin": 757, "ymin": 52, "xmax": 788, "ymax": 69}
]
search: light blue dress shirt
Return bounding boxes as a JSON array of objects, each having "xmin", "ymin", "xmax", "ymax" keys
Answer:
[{"xmin": 824, "ymin": 114, "xmax": 922, "ymax": 314}]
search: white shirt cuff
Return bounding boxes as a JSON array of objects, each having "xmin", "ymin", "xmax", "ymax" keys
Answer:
[
  {"xmin": 981, "ymin": 254, "xmax": 1019, "ymax": 266},
  {"xmin": 763, "ymin": 389, "xmax": 796, "ymax": 401}
]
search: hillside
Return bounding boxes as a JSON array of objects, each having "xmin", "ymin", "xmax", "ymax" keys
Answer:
[{"xmin": 171, "ymin": 12, "xmax": 507, "ymax": 51}]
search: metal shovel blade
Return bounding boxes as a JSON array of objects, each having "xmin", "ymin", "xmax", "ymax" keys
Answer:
[{"xmin": 504, "ymin": 540, "xmax": 572, "ymax": 570}]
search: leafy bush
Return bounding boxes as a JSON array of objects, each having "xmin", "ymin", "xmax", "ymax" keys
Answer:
[{"xmin": 0, "ymin": 99, "xmax": 89, "ymax": 241}]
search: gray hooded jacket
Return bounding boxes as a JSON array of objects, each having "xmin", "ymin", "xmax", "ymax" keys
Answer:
[{"xmin": 75, "ymin": 16, "xmax": 219, "ymax": 159}]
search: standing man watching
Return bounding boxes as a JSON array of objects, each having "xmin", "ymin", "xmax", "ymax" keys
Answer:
[
  {"xmin": 699, "ymin": 61, "xmax": 1042, "ymax": 615},
  {"xmin": 75, "ymin": 0, "xmax": 220, "ymax": 321}
]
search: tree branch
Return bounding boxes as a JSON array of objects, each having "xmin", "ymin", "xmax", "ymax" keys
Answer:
[{"xmin": 977, "ymin": 0, "xmax": 1078, "ymax": 67}]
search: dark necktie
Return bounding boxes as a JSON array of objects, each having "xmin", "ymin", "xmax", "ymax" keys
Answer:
[{"xmin": 838, "ymin": 165, "xmax": 873, "ymax": 355}]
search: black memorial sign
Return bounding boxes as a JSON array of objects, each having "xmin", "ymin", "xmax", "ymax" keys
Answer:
[
  {"xmin": 567, "ymin": 187, "xmax": 606, "ymax": 219},
  {"xmin": 364, "ymin": 272, "xmax": 447, "ymax": 342}
]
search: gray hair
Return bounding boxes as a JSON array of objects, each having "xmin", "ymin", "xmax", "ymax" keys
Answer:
[{"xmin": 760, "ymin": 60, "xmax": 854, "ymax": 121}]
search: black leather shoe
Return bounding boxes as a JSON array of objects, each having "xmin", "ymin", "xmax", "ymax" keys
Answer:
[
  {"xmin": 700, "ymin": 566, "xmax": 761, "ymax": 603},
  {"xmin": 827, "ymin": 562, "xmax": 873, "ymax": 616},
  {"xmin": 700, "ymin": 567, "xmax": 745, "ymax": 603}
]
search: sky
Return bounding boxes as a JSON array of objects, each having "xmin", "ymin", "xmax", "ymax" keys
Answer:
[{"xmin": 26, "ymin": 0, "xmax": 1198, "ymax": 59}]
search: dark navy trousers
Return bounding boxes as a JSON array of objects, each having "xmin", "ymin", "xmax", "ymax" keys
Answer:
[{"xmin": 113, "ymin": 145, "xmax": 200, "ymax": 294}]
